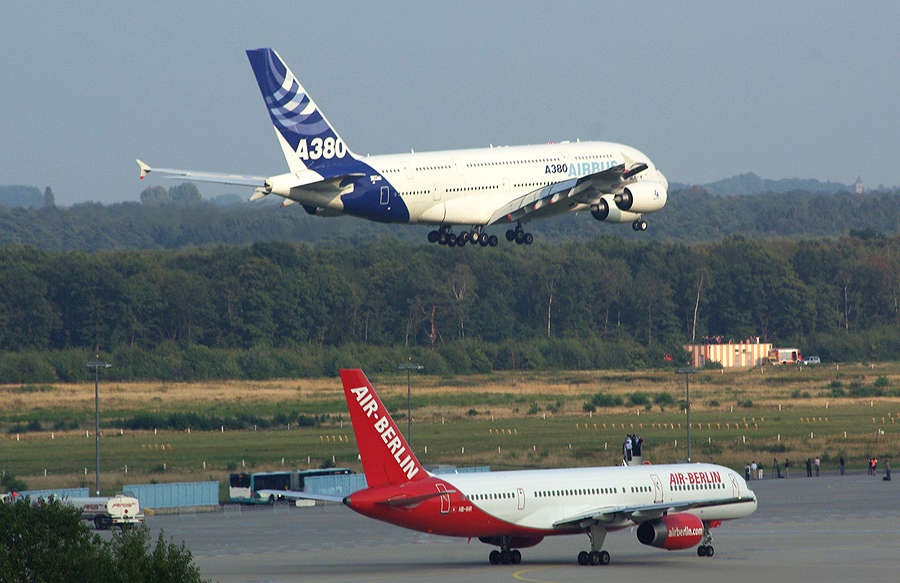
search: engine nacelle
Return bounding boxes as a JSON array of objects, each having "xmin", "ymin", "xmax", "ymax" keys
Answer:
[
  {"xmin": 591, "ymin": 195, "xmax": 642, "ymax": 224},
  {"xmin": 636, "ymin": 513, "xmax": 703, "ymax": 550},
  {"xmin": 615, "ymin": 181, "xmax": 667, "ymax": 213}
]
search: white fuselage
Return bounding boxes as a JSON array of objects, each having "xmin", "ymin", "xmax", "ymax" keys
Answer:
[{"xmin": 438, "ymin": 462, "xmax": 755, "ymax": 531}]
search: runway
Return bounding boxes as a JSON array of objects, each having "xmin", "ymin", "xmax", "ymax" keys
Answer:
[{"xmin": 146, "ymin": 471, "xmax": 898, "ymax": 583}]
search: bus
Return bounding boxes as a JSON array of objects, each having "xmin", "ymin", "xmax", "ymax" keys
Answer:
[{"xmin": 228, "ymin": 468, "xmax": 353, "ymax": 504}]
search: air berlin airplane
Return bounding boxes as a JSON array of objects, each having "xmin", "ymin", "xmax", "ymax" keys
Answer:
[
  {"xmin": 138, "ymin": 48, "xmax": 668, "ymax": 246},
  {"xmin": 273, "ymin": 370, "xmax": 757, "ymax": 567}
]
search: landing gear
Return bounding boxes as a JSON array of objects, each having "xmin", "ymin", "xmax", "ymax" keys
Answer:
[
  {"xmin": 487, "ymin": 537, "xmax": 522, "ymax": 565},
  {"xmin": 632, "ymin": 218, "xmax": 647, "ymax": 231},
  {"xmin": 428, "ymin": 226, "xmax": 498, "ymax": 247},
  {"xmin": 577, "ymin": 524, "xmax": 609, "ymax": 566},
  {"xmin": 697, "ymin": 521, "xmax": 714, "ymax": 557},
  {"xmin": 505, "ymin": 224, "xmax": 533, "ymax": 245}
]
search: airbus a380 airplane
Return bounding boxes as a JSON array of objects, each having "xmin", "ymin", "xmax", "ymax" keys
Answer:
[
  {"xmin": 274, "ymin": 370, "xmax": 757, "ymax": 567},
  {"xmin": 138, "ymin": 48, "xmax": 669, "ymax": 246}
]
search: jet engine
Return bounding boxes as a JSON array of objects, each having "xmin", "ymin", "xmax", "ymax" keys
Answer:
[
  {"xmin": 636, "ymin": 513, "xmax": 703, "ymax": 550},
  {"xmin": 614, "ymin": 181, "xmax": 667, "ymax": 213},
  {"xmin": 590, "ymin": 194, "xmax": 642, "ymax": 224}
]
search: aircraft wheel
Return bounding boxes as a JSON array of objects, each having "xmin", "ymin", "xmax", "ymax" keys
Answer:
[
  {"xmin": 639, "ymin": 220, "xmax": 647, "ymax": 231},
  {"xmin": 438, "ymin": 232, "xmax": 448, "ymax": 245},
  {"xmin": 599, "ymin": 550, "xmax": 610, "ymax": 565},
  {"xmin": 470, "ymin": 231, "xmax": 480, "ymax": 243},
  {"xmin": 479, "ymin": 236, "xmax": 489, "ymax": 247},
  {"xmin": 459, "ymin": 231, "xmax": 470, "ymax": 243},
  {"xmin": 577, "ymin": 551, "xmax": 589, "ymax": 565},
  {"xmin": 524, "ymin": 233, "xmax": 534, "ymax": 245},
  {"xmin": 506, "ymin": 229, "xmax": 516, "ymax": 241},
  {"xmin": 488, "ymin": 235, "xmax": 499, "ymax": 246},
  {"xmin": 511, "ymin": 550, "xmax": 521, "ymax": 564},
  {"xmin": 500, "ymin": 550, "xmax": 513, "ymax": 564},
  {"xmin": 706, "ymin": 546, "xmax": 714, "ymax": 557},
  {"xmin": 447, "ymin": 233, "xmax": 457, "ymax": 245},
  {"xmin": 456, "ymin": 237, "xmax": 467, "ymax": 247},
  {"xmin": 427, "ymin": 230, "xmax": 439, "ymax": 243},
  {"xmin": 489, "ymin": 550, "xmax": 501, "ymax": 565}
]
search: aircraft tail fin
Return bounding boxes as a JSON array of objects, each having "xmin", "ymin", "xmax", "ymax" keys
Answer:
[
  {"xmin": 340, "ymin": 369, "xmax": 427, "ymax": 487},
  {"xmin": 246, "ymin": 48, "xmax": 355, "ymax": 173}
]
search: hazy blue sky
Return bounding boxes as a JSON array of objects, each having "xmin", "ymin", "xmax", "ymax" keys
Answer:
[{"xmin": 3, "ymin": 2, "xmax": 898, "ymax": 205}]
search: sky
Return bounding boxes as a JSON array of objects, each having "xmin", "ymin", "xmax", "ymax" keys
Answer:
[{"xmin": 3, "ymin": 1, "xmax": 899, "ymax": 206}]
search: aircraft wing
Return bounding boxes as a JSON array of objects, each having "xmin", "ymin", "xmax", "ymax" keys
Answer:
[
  {"xmin": 256, "ymin": 489, "xmax": 346, "ymax": 503},
  {"xmin": 552, "ymin": 496, "xmax": 757, "ymax": 529},
  {"xmin": 487, "ymin": 155, "xmax": 649, "ymax": 225}
]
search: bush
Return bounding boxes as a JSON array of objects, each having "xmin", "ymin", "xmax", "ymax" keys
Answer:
[
  {"xmin": 0, "ymin": 498, "xmax": 207, "ymax": 582},
  {"xmin": 588, "ymin": 392, "xmax": 624, "ymax": 408}
]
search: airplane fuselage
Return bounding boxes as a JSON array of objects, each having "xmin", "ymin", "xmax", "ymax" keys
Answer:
[
  {"xmin": 345, "ymin": 462, "xmax": 756, "ymax": 539},
  {"xmin": 269, "ymin": 140, "xmax": 668, "ymax": 228}
]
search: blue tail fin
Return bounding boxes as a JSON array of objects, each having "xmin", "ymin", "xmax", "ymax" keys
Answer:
[{"xmin": 246, "ymin": 48, "xmax": 355, "ymax": 172}]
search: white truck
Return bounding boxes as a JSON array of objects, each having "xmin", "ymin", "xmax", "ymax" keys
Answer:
[{"xmin": 68, "ymin": 495, "xmax": 145, "ymax": 530}]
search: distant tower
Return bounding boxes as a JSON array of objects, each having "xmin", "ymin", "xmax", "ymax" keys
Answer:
[{"xmin": 855, "ymin": 176, "xmax": 863, "ymax": 194}]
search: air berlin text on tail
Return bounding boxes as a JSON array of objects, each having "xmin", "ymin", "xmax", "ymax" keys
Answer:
[{"xmin": 349, "ymin": 384, "xmax": 419, "ymax": 480}]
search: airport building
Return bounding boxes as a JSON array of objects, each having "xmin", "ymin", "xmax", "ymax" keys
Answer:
[{"xmin": 684, "ymin": 338, "xmax": 772, "ymax": 368}]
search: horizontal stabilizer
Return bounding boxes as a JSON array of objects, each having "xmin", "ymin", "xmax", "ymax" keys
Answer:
[
  {"xmin": 135, "ymin": 159, "xmax": 267, "ymax": 187},
  {"xmin": 378, "ymin": 489, "xmax": 457, "ymax": 508}
]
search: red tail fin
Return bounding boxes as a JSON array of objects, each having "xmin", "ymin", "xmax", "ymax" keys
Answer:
[{"xmin": 340, "ymin": 369, "xmax": 427, "ymax": 487}]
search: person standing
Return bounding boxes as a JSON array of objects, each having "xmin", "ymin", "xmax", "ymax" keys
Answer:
[
  {"xmin": 814, "ymin": 457, "xmax": 820, "ymax": 476},
  {"xmin": 839, "ymin": 456, "xmax": 845, "ymax": 476},
  {"xmin": 750, "ymin": 461, "xmax": 757, "ymax": 480},
  {"xmin": 884, "ymin": 461, "xmax": 892, "ymax": 481},
  {"xmin": 745, "ymin": 463, "xmax": 751, "ymax": 481},
  {"xmin": 806, "ymin": 458, "xmax": 812, "ymax": 477},
  {"xmin": 775, "ymin": 458, "xmax": 782, "ymax": 479},
  {"xmin": 784, "ymin": 458, "xmax": 791, "ymax": 478}
]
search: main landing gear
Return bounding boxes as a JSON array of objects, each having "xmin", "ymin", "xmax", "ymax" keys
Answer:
[
  {"xmin": 428, "ymin": 226, "xmax": 499, "ymax": 247},
  {"xmin": 697, "ymin": 521, "xmax": 715, "ymax": 557},
  {"xmin": 576, "ymin": 524, "xmax": 610, "ymax": 566},
  {"xmin": 505, "ymin": 224, "xmax": 533, "ymax": 245},
  {"xmin": 487, "ymin": 536, "xmax": 522, "ymax": 565},
  {"xmin": 632, "ymin": 218, "xmax": 647, "ymax": 231}
]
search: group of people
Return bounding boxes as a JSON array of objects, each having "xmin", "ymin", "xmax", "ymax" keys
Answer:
[
  {"xmin": 742, "ymin": 456, "xmax": 891, "ymax": 480},
  {"xmin": 623, "ymin": 434, "xmax": 643, "ymax": 461},
  {"xmin": 867, "ymin": 458, "xmax": 892, "ymax": 480}
]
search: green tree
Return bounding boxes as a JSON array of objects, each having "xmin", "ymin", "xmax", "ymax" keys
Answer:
[{"xmin": 0, "ymin": 497, "xmax": 208, "ymax": 583}]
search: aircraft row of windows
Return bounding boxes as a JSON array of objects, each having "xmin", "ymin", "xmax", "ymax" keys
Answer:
[
  {"xmin": 573, "ymin": 153, "xmax": 614, "ymax": 161},
  {"xmin": 466, "ymin": 492, "xmax": 515, "ymax": 501},
  {"xmin": 415, "ymin": 165, "xmax": 452, "ymax": 172},
  {"xmin": 466, "ymin": 158, "xmax": 560, "ymax": 168},
  {"xmin": 535, "ymin": 487, "xmax": 618, "ymax": 498},
  {"xmin": 464, "ymin": 482, "xmax": 723, "ymax": 502},
  {"xmin": 514, "ymin": 182, "xmax": 553, "ymax": 189},
  {"xmin": 399, "ymin": 184, "xmax": 501, "ymax": 196},
  {"xmin": 672, "ymin": 482, "xmax": 725, "ymax": 491}
]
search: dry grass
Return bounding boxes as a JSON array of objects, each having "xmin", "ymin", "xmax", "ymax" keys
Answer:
[{"xmin": 3, "ymin": 364, "xmax": 900, "ymax": 496}]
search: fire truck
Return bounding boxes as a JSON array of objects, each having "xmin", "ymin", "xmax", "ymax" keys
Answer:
[{"xmin": 767, "ymin": 348, "xmax": 802, "ymax": 365}]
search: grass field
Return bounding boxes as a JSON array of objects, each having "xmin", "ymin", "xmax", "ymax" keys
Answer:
[{"xmin": 2, "ymin": 364, "xmax": 899, "ymax": 497}]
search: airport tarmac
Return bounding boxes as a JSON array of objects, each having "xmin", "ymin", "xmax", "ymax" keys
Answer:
[{"xmin": 147, "ymin": 471, "xmax": 898, "ymax": 583}]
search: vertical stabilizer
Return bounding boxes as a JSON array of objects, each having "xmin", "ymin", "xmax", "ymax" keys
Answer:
[
  {"xmin": 340, "ymin": 369, "xmax": 427, "ymax": 487},
  {"xmin": 246, "ymin": 48, "xmax": 355, "ymax": 172}
]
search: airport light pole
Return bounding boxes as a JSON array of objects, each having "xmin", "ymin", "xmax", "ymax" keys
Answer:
[
  {"xmin": 676, "ymin": 369, "xmax": 697, "ymax": 462},
  {"xmin": 398, "ymin": 363, "xmax": 423, "ymax": 447},
  {"xmin": 86, "ymin": 359, "xmax": 112, "ymax": 495}
]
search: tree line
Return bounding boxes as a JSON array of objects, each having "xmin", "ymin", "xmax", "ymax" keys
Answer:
[
  {"xmin": 1, "ymin": 187, "xmax": 900, "ymax": 251},
  {"xmin": 1, "ymin": 234, "xmax": 898, "ymax": 383}
]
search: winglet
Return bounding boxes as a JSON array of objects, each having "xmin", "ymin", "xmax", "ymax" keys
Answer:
[
  {"xmin": 136, "ymin": 159, "xmax": 151, "ymax": 179},
  {"xmin": 340, "ymin": 369, "xmax": 427, "ymax": 487}
]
